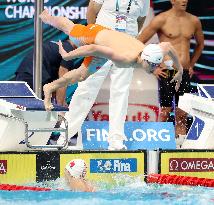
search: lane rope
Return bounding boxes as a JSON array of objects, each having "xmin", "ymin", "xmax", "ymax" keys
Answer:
[
  {"xmin": 147, "ymin": 174, "xmax": 214, "ymax": 187},
  {"xmin": 0, "ymin": 184, "xmax": 51, "ymax": 191}
]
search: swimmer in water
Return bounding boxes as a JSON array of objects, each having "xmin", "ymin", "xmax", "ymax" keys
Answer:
[
  {"xmin": 39, "ymin": 9, "xmax": 183, "ymax": 111},
  {"xmin": 64, "ymin": 159, "xmax": 95, "ymax": 192}
]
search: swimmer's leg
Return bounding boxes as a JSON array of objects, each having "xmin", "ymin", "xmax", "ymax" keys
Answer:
[
  {"xmin": 39, "ymin": 9, "xmax": 75, "ymax": 35},
  {"xmin": 43, "ymin": 64, "xmax": 89, "ymax": 111}
]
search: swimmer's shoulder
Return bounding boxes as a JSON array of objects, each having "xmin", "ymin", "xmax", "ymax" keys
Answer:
[
  {"xmin": 191, "ymin": 14, "xmax": 201, "ymax": 25},
  {"xmin": 154, "ymin": 11, "xmax": 169, "ymax": 23},
  {"xmin": 185, "ymin": 12, "xmax": 200, "ymax": 22},
  {"xmin": 185, "ymin": 12, "xmax": 202, "ymax": 28},
  {"xmin": 150, "ymin": 11, "xmax": 168, "ymax": 26}
]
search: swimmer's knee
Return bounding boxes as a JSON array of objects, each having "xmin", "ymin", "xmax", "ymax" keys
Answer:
[
  {"xmin": 79, "ymin": 68, "xmax": 90, "ymax": 82},
  {"xmin": 79, "ymin": 74, "xmax": 88, "ymax": 82}
]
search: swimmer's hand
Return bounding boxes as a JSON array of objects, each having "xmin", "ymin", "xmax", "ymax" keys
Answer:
[
  {"xmin": 39, "ymin": 9, "xmax": 51, "ymax": 24},
  {"xmin": 153, "ymin": 66, "xmax": 168, "ymax": 79},
  {"xmin": 43, "ymin": 84, "xmax": 54, "ymax": 111},
  {"xmin": 57, "ymin": 40, "xmax": 69, "ymax": 60},
  {"xmin": 170, "ymin": 71, "xmax": 183, "ymax": 92}
]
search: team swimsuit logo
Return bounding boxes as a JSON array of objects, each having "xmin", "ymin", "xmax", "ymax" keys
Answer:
[{"xmin": 90, "ymin": 158, "xmax": 137, "ymax": 173}]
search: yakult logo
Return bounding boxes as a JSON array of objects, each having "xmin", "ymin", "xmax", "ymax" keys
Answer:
[
  {"xmin": 90, "ymin": 158, "xmax": 137, "ymax": 173},
  {"xmin": 169, "ymin": 158, "xmax": 214, "ymax": 172},
  {"xmin": 88, "ymin": 103, "xmax": 159, "ymax": 122},
  {"xmin": 0, "ymin": 160, "xmax": 7, "ymax": 174}
]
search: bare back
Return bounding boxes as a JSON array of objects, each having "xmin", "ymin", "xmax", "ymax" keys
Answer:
[
  {"xmin": 158, "ymin": 10, "xmax": 199, "ymax": 69},
  {"xmin": 95, "ymin": 29, "xmax": 145, "ymax": 64}
]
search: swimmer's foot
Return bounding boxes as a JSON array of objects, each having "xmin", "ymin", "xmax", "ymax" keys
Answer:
[
  {"xmin": 43, "ymin": 84, "xmax": 54, "ymax": 111},
  {"xmin": 39, "ymin": 9, "xmax": 52, "ymax": 24}
]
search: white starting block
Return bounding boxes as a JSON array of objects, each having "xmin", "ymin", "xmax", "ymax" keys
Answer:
[
  {"xmin": 0, "ymin": 81, "xmax": 69, "ymax": 151},
  {"xmin": 179, "ymin": 84, "xmax": 214, "ymax": 149}
]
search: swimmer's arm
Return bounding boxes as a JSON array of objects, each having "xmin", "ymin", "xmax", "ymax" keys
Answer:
[
  {"xmin": 159, "ymin": 42, "xmax": 183, "ymax": 73},
  {"xmin": 160, "ymin": 42, "xmax": 183, "ymax": 91},
  {"xmin": 137, "ymin": 16, "xmax": 146, "ymax": 33},
  {"xmin": 137, "ymin": 0, "xmax": 149, "ymax": 32},
  {"xmin": 87, "ymin": 0, "xmax": 102, "ymax": 24},
  {"xmin": 58, "ymin": 41, "xmax": 100, "ymax": 60},
  {"xmin": 190, "ymin": 17, "xmax": 204, "ymax": 68},
  {"xmin": 59, "ymin": 41, "xmax": 120, "ymax": 61},
  {"xmin": 68, "ymin": 177, "xmax": 95, "ymax": 192},
  {"xmin": 137, "ymin": 13, "xmax": 165, "ymax": 43}
]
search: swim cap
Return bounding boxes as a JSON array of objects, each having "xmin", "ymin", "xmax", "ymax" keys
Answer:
[
  {"xmin": 141, "ymin": 44, "xmax": 163, "ymax": 64},
  {"xmin": 65, "ymin": 159, "xmax": 87, "ymax": 179}
]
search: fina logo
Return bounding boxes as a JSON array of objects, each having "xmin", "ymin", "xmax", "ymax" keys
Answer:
[
  {"xmin": 90, "ymin": 158, "xmax": 137, "ymax": 173},
  {"xmin": 82, "ymin": 122, "xmax": 176, "ymax": 150},
  {"xmin": 86, "ymin": 128, "xmax": 171, "ymax": 142}
]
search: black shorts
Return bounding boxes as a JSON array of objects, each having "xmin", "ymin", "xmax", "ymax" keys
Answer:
[{"xmin": 159, "ymin": 70, "xmax": 190, "ymax": 107}]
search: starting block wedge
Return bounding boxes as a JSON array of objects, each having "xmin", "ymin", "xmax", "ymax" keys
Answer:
[
  {"xmin": 178, "ymin": 84, "xmax": 214, "ymax": 149},
  {"xmin": 0, "ymin": 81, "xmax": 69, "ymax": 151}
]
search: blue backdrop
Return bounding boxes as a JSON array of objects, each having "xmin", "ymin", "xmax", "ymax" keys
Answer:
[
  {"xmin": 0, "ymin": 0, "xmax": 213, "ymax": 82},
  {"xmin": 0, "ymin": 0, "xmax": 87, "ymax": 80}
]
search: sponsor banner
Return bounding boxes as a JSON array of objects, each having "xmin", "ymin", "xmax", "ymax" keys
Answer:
[
  {"xmin": 88, "ymin": 103, "xmax": 159, "ymax": 122},
  {"xmin": 90, "ymin": 158, "xmax": 137, "ymax": 173},
  {"xmin": 36, "ymin": 152, "xmax": 60, "ymax": 182},
  {"xmin": 60, "ymin": 152, "xmax": 146, "ymax": 184},
  {"xmin": 90, "ymin": 69, "xmax": 159, "ymax": 124},
  {"xmin": 0, "ymin": 153, "xmax": 36, "ymax": 184},
  {"xmin": 160, "ymin": 151, "xmax": 214, "ymax": 179},
  {"xmin": 169, "ymin": 158, "xmax": 214, "ymax": 172},
  {"xmin": 0, "ymin": 151, "xmax": 145, "ymax": 185},
  {"xmin": 82, "ymin": 121, "xmax": 176, "ymax": 150}
]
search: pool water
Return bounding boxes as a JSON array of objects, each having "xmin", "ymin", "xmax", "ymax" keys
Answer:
[{"xmin": 0, "ymin": 178, "xmax": 214, "ymax": 205}]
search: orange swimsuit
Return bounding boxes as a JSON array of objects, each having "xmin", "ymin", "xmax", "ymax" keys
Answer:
[{"xmin": 69, "ymin": 24, "xmax": 109, "ymax": 73}]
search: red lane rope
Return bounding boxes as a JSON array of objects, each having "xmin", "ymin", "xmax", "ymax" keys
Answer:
[
  {"xmin": 147, "ymin": 174, "xmax": 214, "ymax": 187},
  {"xmin": 2, "ymin": 174, "xmax": 214, "ymax": 191},
  {"xmin": 0, "ymin": 184, "xmax": 51, "ymax": 191}
]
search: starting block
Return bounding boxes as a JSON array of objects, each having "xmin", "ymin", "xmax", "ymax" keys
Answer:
[
  {"xmin": 0, "ymin": 81, "xmax": 69, "ymax": 151},
  {"xmin": 179, "ymin": 84, "xmax": 214, "ymax": 149}
]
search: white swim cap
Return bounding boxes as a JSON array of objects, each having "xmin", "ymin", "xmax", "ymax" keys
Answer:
[
  {"xmin": 65, "ymin": 159, "xmax": 87, "ymax": 179},
  {"xmin": 141, "ymin": 44, "xmax": 163, "ymax": 64}
]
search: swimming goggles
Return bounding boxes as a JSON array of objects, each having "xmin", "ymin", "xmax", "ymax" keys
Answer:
[{"xmin": 145, "ymin": 60, "xmax": 160, "ymax": 73}]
